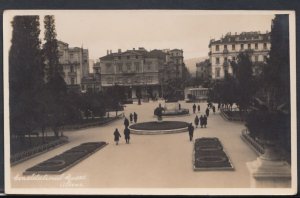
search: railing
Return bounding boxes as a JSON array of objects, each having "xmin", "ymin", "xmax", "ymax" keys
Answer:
[
  {"xmin": 240, "ymin": 129, "xmax": 264, "ymax": 155},
  {"xmin": 68, "ymin": 71, "xmax": 77, "ymax": 76},
  {"xmin": 122, "ymin": 71, "xmax": 136, "ymax": 75},
  {"xmin": 220, "ymin": 107, "xmax": 245, "ymax": 121},
  {"xmin": 10, "ymin": 136, "xmax": 69, "ymax": 166},
  {"xmin": 62, "ymin": 113, "xmax": 124, "ymax": 131}
]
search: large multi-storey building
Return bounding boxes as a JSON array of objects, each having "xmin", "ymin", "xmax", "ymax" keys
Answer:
[
  {"xmin": 164, "ymin": 49, "xmax": 184, "ymax": 80},
  {"xmin": 99, "ymin": 48, "xmax": 185, "ymax": 99},
  {"xmin": 208, "ymin": 31, "xmax": 271, "ymax": 79},
  {"xmin": 196, "ymin": 59, "xmax": 211, "ymax": 81},
  {"xmin": 57, "ymin": 41, "xmax": 89, "ymax": 91}
]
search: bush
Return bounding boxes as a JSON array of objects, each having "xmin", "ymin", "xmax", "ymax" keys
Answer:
[{"xmin": 245, "ymin": 110, "xmax": 290, "ymax": 143}]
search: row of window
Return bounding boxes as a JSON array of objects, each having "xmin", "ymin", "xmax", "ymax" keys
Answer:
[
  {"xmin": 214, "ymin": 66, "xmax": 264, "ymax": 78},
  {"xmin": 214, "ymin": 55, "xmax": 267, "ymax": 64},
  {"xmin": 104, "ymin": 76, "xmax": 155, "ymax": 84},
  {"xmin": 114, "ymin": 55, "xmax": 140, "ymax": 60},
  {"xmin": 114, "ymin": 63, "xmax": 157, "ymax": 72},
  {"xmin": 215, "ymin": 43, "xmax": 268, "ymax": 51},
  {"xmin": 170, "ymin": 52, "xmax": 182, "ymax": 57}
]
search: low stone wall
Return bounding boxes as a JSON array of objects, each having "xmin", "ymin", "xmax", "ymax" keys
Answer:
[
  {"xmin": 11, "ymin": 136, "xmax": 69, "ymax": 166},
  {"xmin": 62, "ymin": 113, "xmax": 124, "ymax": 131},
  {"xmin": 240, "ymin": 129, "xmax": 264, "ymax": 156},
  {"xmin": 220, "ymin": 108, "xmax": 245, "ymax": 122}
]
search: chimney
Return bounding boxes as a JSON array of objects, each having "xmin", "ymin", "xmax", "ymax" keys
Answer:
[
  {"xmin": 110, "ymin": 50, "xmax": 112, "ymax": 54},
  {"xmin": 118, "ymin": 49, "xmax": 122, "ymax": 53},
  {"xmin": 235, "ymin": 32, "xmax": 237, "ymax": 35},
  {"xmin": 133, "ymin": 48, "xmax": 135, "ymax": 51},
  {"xmin": 107, "ymin": 50, "xmax": 109, "ymax": 55}
]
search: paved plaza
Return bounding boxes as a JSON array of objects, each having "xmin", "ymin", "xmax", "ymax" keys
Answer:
[{"xmin": 11, "ymin": 100, "xmax": 258, "ymax": 188}]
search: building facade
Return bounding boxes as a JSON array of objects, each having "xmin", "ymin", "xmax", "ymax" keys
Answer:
[
  {"xmin": 99, "ymin": 48, "xmax": 185, "ymax": 99},
  {"xmin": 164, "ymin": 49, "xmax": 184, "ymax": 80},
  {"xmin": 208, "ymin": 31, "xmax": 271, "ymax": 79},
  {"xmin": 57, "ymin": 41, "xmax": 89, "ymax": 91},
  {"xmin": 196, "ymin": 59, "xmax": 211, "ymax": 81}
]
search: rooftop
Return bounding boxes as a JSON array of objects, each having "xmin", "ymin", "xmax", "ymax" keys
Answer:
[
  {"xmin": 100, "ymin": 48, "xmax": 175, "ymax": 60},
  {"xmin": 209, "ymin": 31, "xmax": 271, "ymax": 46}
]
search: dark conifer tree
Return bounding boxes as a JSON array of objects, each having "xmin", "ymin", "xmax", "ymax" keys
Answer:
[
  {"xmin": 235, "ymin": 52, "xmax": 255, "ymax": 111},
  {"xmin": 43, "ymin": 15, "xmax": 66, "ymax": 137},
  {"xmin": 263, "ymin": 14, "xmax": 290, "ymax": 110},
  {"xmin": 9, "ymin": 16, "xmax": 44, "ymax": 141}
]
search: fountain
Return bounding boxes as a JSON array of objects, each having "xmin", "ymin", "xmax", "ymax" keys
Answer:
[
  {"xmin": 129, "ymin": 103, "xmax": 189, "ymax": 135},
  {"xmin": 162, "ymin": 102, "xmax": 189, "ymax": 116}
]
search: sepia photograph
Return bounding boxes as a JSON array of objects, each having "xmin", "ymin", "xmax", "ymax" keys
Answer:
[{"xmin": 3, "ymin": 10, "xmax": 297, "ymax": 195}]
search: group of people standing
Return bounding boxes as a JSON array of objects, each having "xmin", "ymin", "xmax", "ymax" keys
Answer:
[
  {"xmin": 194, "ymin": 115, "xmax": 208, "ymax": 128},
  {"xmin": 188, "ymin": 102, "xmax": 218, "ymax": 141},
  {"xmin": 129, "ymin": 112, "xmax": 138, "ymax": 123},
  {"xmin": 113, "ymin": 113, "xmax": 138, "ymax": 145}
]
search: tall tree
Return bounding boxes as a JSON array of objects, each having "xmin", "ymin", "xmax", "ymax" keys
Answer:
[
  {"xmin": 263, "ymin": 14, "xmax": 290, "ymax": 111},
  {"xmin": 43, "ymin": 15, "xmax": 66, "ymax": 138},
  {"xmin": 246, "ymin": 15, "xmax": 291, "ymax": 148},
  {"xmin": 43, "ymin": 15, "xmax": 64, "ymax": 82},
  {"xmin": 9, "ymin": 16, "xmax": 44, "ymax": 141},
  {"xmin": 235, "ymin": 52, "xmax": 256, "ymax": 111}
]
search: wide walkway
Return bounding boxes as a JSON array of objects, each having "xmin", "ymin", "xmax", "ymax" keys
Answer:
[{"xmin": 10, "ymin": 100, "xmax": 258, "ymax": 188}]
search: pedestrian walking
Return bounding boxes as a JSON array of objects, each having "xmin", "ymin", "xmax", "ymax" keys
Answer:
[
  {"xmin": 212, "ymin": 106, "xmax": 216, "ymax": 114},
  {"xmin": 188, "ymin": 123, "xmax": 194, "ymax": 141},
  {"xmin": 206, "ymin": 108, "xmax": 210, "ymax": 117},
  {"xmin": 194, "ymin": 115, "xmax": 199, "ymax": 128},
  {"xmin": 200, "ymin": 115, "xmax": 204, "ymax": 128},
  {"xmin": 203, "ymin": 115, "xmax": 207, "ymax": 128},
  {"xmin": 124, "ymin": 117, "xmax": 129, "ymax": 128},
  {"xmin": 197, "ymin": 104, "xmax": 200, "ymax": 112},
  {"xmin": 113, "ymin": 128, "xmax": 121, "ymax": 145},
  {"xmin": 124, "ymin": 126, "xmax": 131, "ymax": 144},
  {"xmin": 179, "ymin": 103, "xmax": 181, "ymax": 110},
  {"xmin": 133, "ymin": 112, "xmax": 138, "ymax": 123},
  {"xmin": 129, "ymin": 113, "xmax": 133, "ymax": 123},
  {"xmin": 193, "ymin": 103, "xmax": 196, "ymax": 114},
  {"xmin": 218, "ymin": 102, "xmax": 221, "ymax": 110}
]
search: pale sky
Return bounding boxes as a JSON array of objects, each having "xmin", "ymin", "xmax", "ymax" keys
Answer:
[{"xmin": 5, "ymin": 10, "xmax": 275, "ymax": 60}]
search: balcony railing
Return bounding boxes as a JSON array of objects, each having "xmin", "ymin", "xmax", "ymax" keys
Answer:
[
  {"xmin": 68, "ymin": 71, "xmax": 77, "ymax": 76},
  {"xmin": 223, "ymin": 49, "xmax": 229, "ymax": 54},
  {"xmin": 122, "ymin": 71, "xmax": 136, "ymax": 75}
]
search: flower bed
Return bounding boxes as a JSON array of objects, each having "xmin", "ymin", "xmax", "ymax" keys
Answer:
[
  {"xmin": 130, "ymin": 121, "xmax": 189, "ymax": 131},
  {"xmin": 23, "ymin": 142, "xmax": 107, "ymax": 175},
  {"xmin": 193, "ymin": 137, "xmax": 234, "ymax": 171},
  {"xmin": 129, "ymin": 121, "xmax": 189, "ymax": 135}
]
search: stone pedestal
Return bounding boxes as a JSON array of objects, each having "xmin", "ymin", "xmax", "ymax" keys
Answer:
[
  {"xmin": 157, "ymin": 116, "xmax": 163, "ymax": 123},
  {"xmin": 247, "ymin": 145, "xmax": 291, "ymax": 188},
  {"xmin": 164, "ymin": 102, "xmax": 179, "ymax": 112}
]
